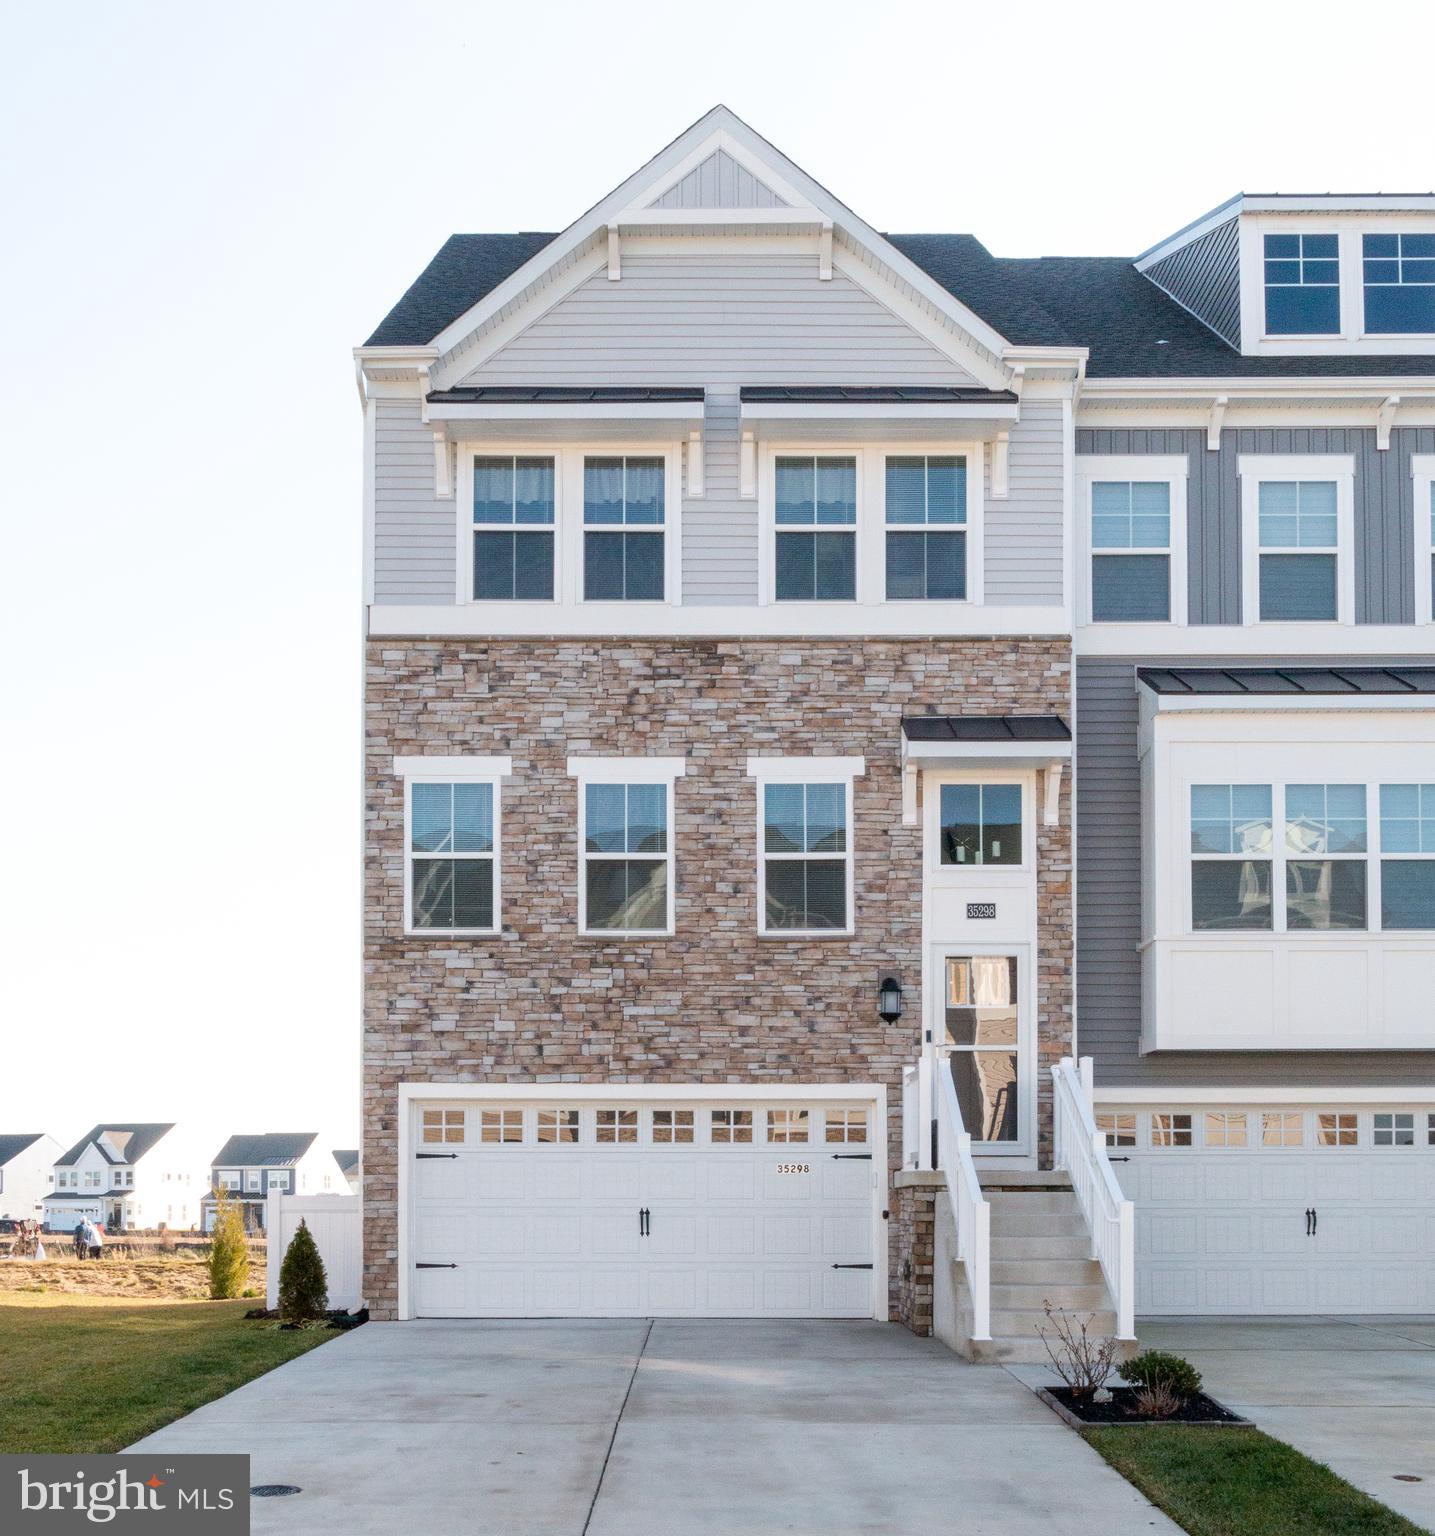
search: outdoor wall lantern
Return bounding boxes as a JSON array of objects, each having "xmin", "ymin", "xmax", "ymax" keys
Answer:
[{"xmin": 878, "ymin": 975, "xmax": 903, "ymax": 1023}]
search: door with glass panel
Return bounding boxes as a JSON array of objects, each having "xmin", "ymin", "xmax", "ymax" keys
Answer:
[{"xmin": 937, "ymin": 952, "xmax": 1027, "ymax": 1150}]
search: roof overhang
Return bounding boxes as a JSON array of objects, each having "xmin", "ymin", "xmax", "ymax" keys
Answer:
[
  {"xmin": 900, "ymin": 715, "xmax": 1072, "ymax": 768},
  {"xmin": 1138, "ymin": 665, "xmax": 1435, "ymax": 714},
  {"xmin": 741, "ymin": 386, "xmax": 1020, "ymax": 443},
  {"xmin": 424, "ymin": 386, "xmax": 705, "ymax": 443}
]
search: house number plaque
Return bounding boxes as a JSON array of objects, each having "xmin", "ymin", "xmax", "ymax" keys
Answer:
[
  {"xmin": 776, "ymin": 1163, "xmax": 811, "ymax": 1175},
  {"xmin": 966, "ymin": 902, "xmax": 997, "ymax": 920}
]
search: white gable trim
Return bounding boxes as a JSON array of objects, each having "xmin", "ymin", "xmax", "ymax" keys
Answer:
[{"xmin": 635, "ymin": 128, "xmax": 807, "ymax": 212}]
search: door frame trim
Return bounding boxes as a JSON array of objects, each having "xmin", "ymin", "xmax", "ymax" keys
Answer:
[{"xmin": 395, "ymin": 1081, "xmax": 888, "ymax": 1323}]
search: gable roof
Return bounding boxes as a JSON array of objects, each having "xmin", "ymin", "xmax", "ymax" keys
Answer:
[
  {"xmin": 210, "ymin": 1132, "xmax": 318, "ymax": 1168},
  {"xmin": 0, "ymin": 1133, "xmax": 46, "ymax": 1166},
  {"xmin": 332, "ymin": 1149, "xmax": 360, "ymax": 1174},
  {"xmin": 56, "ymin": 1124, "xmax": 174, "ymax": 1167}
]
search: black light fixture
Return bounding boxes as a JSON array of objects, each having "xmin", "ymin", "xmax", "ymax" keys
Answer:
[{"xmin": 878, "ymin": 975, "xmax": 903, "ymax": 1023}]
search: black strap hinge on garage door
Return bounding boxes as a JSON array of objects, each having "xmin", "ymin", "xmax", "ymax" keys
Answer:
[
  {"xmin": 831, "ymin": 1263, "xmax": 874, "ymax": 1270},
  {"xmin": 415, "ymin": 1262, "xmax": 457, "ymax": 1269},
  {"xmin": 831, "ymin": 1153, "xmax": 873, "ymax": 1160},
  {"xmin": 415, "ymin": 1152, "xmax": 458, "ymax": 1160}
]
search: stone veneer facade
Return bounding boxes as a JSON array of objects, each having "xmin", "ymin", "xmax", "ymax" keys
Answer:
[{"xmin": 363, "ymin": 635, "xmax": 1073, "ymax": 1323}]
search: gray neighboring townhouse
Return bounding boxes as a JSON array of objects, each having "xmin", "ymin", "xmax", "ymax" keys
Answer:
[
  {"xmin": 203, "ymin": 1134, "xmax": 352, "ymax": 1232},
  {"xmin": 355, "ymin": 105, "xmax": 1434, "ymax": 1352}
]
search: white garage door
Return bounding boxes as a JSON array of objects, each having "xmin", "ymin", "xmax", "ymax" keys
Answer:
[
  {"xmin": 409, "ymin": 1099, "xmax": 878, "ymax": 1319},
  {"xmin": 1112, "ymin": 1111, "xmax": 1435, "ymax": 1314}
]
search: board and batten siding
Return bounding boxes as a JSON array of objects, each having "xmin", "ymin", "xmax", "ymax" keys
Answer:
[
  {"xmin": 1075, "ymin": 654, "xmax": 1435, "ymax": 1089},
  {"xmin": 649, "ymin": 149, "xmax": 788, "ymax": 210},
  {"xmin": 1076, "ymin": 426, "xmax": 1435, "ymax": 625},
  {"xmin": 371, "ymin": 253, "xmax": 1066, "ymax": 607}
]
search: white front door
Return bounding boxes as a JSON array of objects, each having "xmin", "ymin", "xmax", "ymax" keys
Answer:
[{"xmin": 408, "ymin": 1099, "xmax": 879, "ymax": 1319}]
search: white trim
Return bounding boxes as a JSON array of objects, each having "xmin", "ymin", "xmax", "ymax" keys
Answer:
[
  {"xmin": 401, "ymin": 773, "xmax": 503, "ymax": 939},
  {"xmin": 568, "ymin": 756, "xmax": 687, "ymax": 783},
  {"xmin": 745, "ymin": 755, "xmax": 866, "ymax": 782},
  {"xmin": 1076, "ymin": 624, "xmax": 1431, "ymax": 657},
  {"xmin": 394, "ymin": 755, "xmax": 513, "ymax": 779},
  {"xmin": 568, "ymin": 761, "xmax": 681, "ymax": 938},
  {"xmin": 1096, "ymin": 1086, "xmax": 1435, "ymax": 1105},
  {"xmin": 1414, "ymin": 454, "xmax": 1435, "ymax": 627},
  {"xmin": 1076, "ymin": 455, "xmax": 1189, "ymax": 628},
  {"xmin": 395, "ymin": 1079, "xmax": 888, "ymax": 1324},
  {"xmin": 881, "ymin": 448, "xmax": 983, "ymax": 606},
  {"xmin": 430, "ymin": 402, "xmax": 703, "ymax": 424},
  {"xmin": 902, "ymin": 739, "xmax": 1071, "ymax": 765},
  {"xmin": 1149, "ymin": 695, "xmax": 1435, "ymax": 716},
  {"xmin": 747, "ymin": 757, "xmax": 862, "ymax": 940},
  {"xmin": 1238, "ymin": 453, "xmax": 1356, "ymax": 624},
  {"xmin": 740, "ymin": 402, "xmax": 1019, "ymax": 425}
]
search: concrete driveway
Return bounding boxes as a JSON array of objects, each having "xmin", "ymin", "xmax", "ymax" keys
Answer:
[
  {"xmin": 129, "ymin": 1319, "xmax": 1179, "ymax": 1535},
  {"xmin": 1141, "ymin": 1316, "xmax": 1435, "ymax": 1533}
]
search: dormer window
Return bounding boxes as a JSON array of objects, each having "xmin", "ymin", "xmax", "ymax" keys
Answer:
[
  {"xmin": 1264, "ymin": 233, "xmax": 1339, "ymax": 335},
  {"xmin": 1363, "ymin": 233, "xmax": 1435, "ymax": 334}
]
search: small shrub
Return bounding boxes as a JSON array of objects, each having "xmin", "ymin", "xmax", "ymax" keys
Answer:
[
  {"xmin": 207, "ymin": 1192, "xmax": 250, "ymax": 1300},
  {"xmin": 1133, "ymin": 1382, "xmax": 1182, "ymax": 1419},
  {"xmin": 278, "ymin": 1220, "xmax": 328, "ymax": 1324},
  {"xmin": 241, "ymin": 1287, "xmax": 259, "ymax": 1299},
  {"xmin": 1122, "ymin": 1349, "xmax": 1203, "ymax": 1401},
  {"xmin": 1037, "ymin": 1302, "xmax": 1120, "ymax": 1398}
]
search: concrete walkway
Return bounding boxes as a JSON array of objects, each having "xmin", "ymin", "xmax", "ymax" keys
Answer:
[
  {"xmin": 1141, "ymin": 1316, "xmax": 1435, "ymax": 1534},
  {"xmin": 129, "ymin": 1319, "xmax": 1180, "ymax": 1535}
]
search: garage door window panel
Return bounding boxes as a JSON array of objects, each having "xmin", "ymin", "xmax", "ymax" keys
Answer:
[
  {"xmin": 1318, "ymin": 1113, "xmax": 1358, "ymax": 1147},
  {"xmin": 651, "ymin": 1109, "xmax": 694, "ymax": 1145},
  {"xmin": 537, "ymin": 1109, "xmax": 581, "ymax": 1145},
  {"xmin": 1263, "ymin": 1112, "xmax": 1304, "ymax": 1147},
  {"xmin": 825, "ymin": 1109, "xmax": 868, "ymax": 1144},
  {"xmin": 1374, "ymin": 1113, "xmax": 1416, "ymax": 1147},
  {"xmin": 596, "ymin": 1109, "xmax": 638, "ymax": 1145},
  {"xmin": 1097, "ymin": 1112, "xmax": 1136, "ymax": 1148},
  {"xmin": 711, "ymin": 1110, "xmax": 753, "ymax": 1145},
  {"xmin": 481, "ymin": 1109, "xmax": 524, "ymax": 1144},
  {"xmin": 767, "ymin": 1110, "xmax": 810, "ymax": 1144},
  {"xmin": 1152, "ymin": 1113, "xmax": 1192, "ymax": 1148},
  {"xmin": 422, "ymin": 1109, "xmax": 466, "ymax": 1146},
  {"xmin": 1204, "ymin": 1111, "xmax": 1248, "ymax": 1148}
]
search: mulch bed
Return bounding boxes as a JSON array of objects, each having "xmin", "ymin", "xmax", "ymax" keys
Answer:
[{"xmin": 1039, "ymin": 1386, "xmax": 1254, "ymax": 1429}]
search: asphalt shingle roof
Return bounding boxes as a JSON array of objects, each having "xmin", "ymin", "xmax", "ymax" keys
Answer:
[
  {"xmin": 332, "ymin": 1149, "xmax": 360, "ymax": 1174},
  {"xmin": 56, "ymin": 1125, "xmax": 174, "ymax": 1168},
  {"xmin": 210, "ymin": 1132, "xmax": 318, "ymax": 1168},
  {"xmin": 364, "ymin": 231, "xmax": 1435, "ymax": 378},
  {"xmin": 0, "ymin": 1134, "xmax": 46, "ymax": 1167}
]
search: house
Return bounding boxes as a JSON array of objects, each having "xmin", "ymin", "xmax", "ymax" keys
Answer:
[
  {"xmin": 332, "ymin": 1149, "xmax": 361, "ymax": 1196},
  {"xmin": 354, "ymin": 105, "xmax": 1434, "ymax": 1348},
  {"xmin": 202, "ymin": 1134, "xmax": 353, "ymax": 1232},
  {"xmin": 42, "ymin": 1124, "xmax": 209, "ymax": 1234},
  {"xmin": 0, "ymin": 1134, "xmax": 62, "ymax": 1222}
]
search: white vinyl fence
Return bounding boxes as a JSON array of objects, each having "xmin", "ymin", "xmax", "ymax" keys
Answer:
[{"xmin": 265, "ymin": 1194, "xmax": 363, "ymax": 1313}]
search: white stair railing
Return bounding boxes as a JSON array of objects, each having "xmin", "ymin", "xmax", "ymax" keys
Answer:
[
  {"xmin": 924, "ymin": 1054, "xmax": 991, "ymax": 1341},
  {"xmin": 1051, "ymin": 1056, "xmax": 1135, "ymax": 1340}
]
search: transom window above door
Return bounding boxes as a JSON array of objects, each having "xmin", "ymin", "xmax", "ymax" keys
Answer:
[
  {"xmin": 774, "ymin": 456, "xmax": 857, "ymax": 601},
  {"xmin": 939, "ymin": 783, "xmax": 1022, "ymax": 867},
  {"xmin": 471, "ymin": 456, "xmax": 556, "ymax": 601},
  {"xmin": 583, "ymin": 456, "xmax": 665, "ymax": 601},
  {"xmin": 884, "ymin": 455, "xmax": 967, "ymax": 600}
]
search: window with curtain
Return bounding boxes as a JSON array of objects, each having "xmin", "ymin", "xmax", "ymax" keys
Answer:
[
  {"xmin": 1363, "ymin": 233, "xmax": 1435, "ymax": 334},
  {"xmin": 774, "ymin": 456, "xmax": 856, "ymax": 601},
  {"xmin": 884, "ymin": 455, "xmax": 966, "ymax": 599},
  {"xmin": 583, "ymin": 456, "xmax": 665, "ymax": 601},
  {"xmin": 1190, "ymin": 784, "xmax": 1274, "ymax": 930},
  {"xmin": 1090, "ymin": 481, "xmax": 1172, "ymax": 620},
  {"xmin": 1264, "ymin": 233, "xmax": 1340, "ymax": 334},
  {"xmin": 1256, "ymin": 480, "xmax": 1339, "ymax": 620},
  {"xmin": 409, "ymin": 781, "xmax": 497, "ymax": 933},
  {"xmin": 471, "ymin": 456, "xmax": 556, "ymax": 601},
  {"xmin": 582, "ymin": 782, "xmax": 670, "ymax": 933},
  {"xmin": 760, "ymin": 782, "xmax": 849, "ymax": 932}
]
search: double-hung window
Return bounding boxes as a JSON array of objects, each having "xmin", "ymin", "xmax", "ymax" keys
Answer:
[
  {"xmin": 1241, "ymin": 458, "xmax": 1352, "ymax": 624},
  {"xmin": 1363, "ymin": 233, "xmax": 1435, "ymax": 334},
  {"xmin": 1264, "ymin": 233, "xmax": 1340, "ymax": 335},
  {"xmin": 773, "ymin": 456, "xmax": 857, "ymax": 601},
  {"xmin": 1190, "ymin": 784, "xmax": 1273, "ymax": 930},
  {"xmin": 583, "ymin": 456, "xmax": 665, "ymax": 601},
  {"xmin": 884, "ymin": 455, "xmax": 967, "ymax": 600},
  {"xmin": 570, "ymin": 759, "xmax": 683, "ymax": 936},
  {"xmin": 408, "ymin": 781, "xmax": 498, "ymax": 933},
  {"xmin": 470, "ymin": 455, "xmax": 556, "ymax": 601},
  {"xmin": 1380, "ymin": 785, "xmax": 1435, "ymax": 930},
  {"xmin": 1284, "ymin": 784, "xmax": 1367, "ymax": 930},
  {"xmin": 749, "ymin": 757, "xmax": 863, "ymax": 936},
  {"xmin": 1090, "ymin": 482, "xmax": 1173, "ymax": 620}
]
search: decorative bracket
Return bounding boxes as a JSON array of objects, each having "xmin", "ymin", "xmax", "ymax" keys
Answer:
[
  {"xmin": 433, "ymin": 432, "xmax": 452, "ymax": 499},
  {"xmin": 417, "ymin": 365, "xmax": 431, "ymax": 425},
  {"xmin": 818, "ymin": 220, "xmax": 833, "ymax": 281},
  {"xmin": 1043, "ymin": 762, "xmax": 1064, "ymax": 828},
  {"xmin": 739, "ymin": 431, "xmax": 757, "ymax": 499},
  {"xmin": 902, "ymin": 763, "xmax": 919, "ymax": 827},
  {"xmin": 1377, "ymin": 394, "xmax": 1400, "ymax": 451},
  {"xmin": 1206, "ymin": 395, "xmax": 1227, "ymax": 451},
  {"xmin": 687, "ymin": 430, "xmax": 704, "ymax": 498},
  {"xmin": 990, "ymin": 432, "xmax": 1010, "ymax": 499},
  {"xmin": 607, "ymin": 224, "xmax": 621, "ymax": 282}
]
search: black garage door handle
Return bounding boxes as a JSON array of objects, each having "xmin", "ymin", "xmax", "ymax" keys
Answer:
[{"xmin": 415, "ymin": 1262, "xmax": 457, "ymax": 1269}]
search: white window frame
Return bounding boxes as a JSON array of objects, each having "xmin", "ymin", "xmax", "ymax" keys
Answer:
[
  {"xmin": 879, "ymin": 446, "xmax": 984, "ymax": 606},
  {"xmin": 579, "ymin": 451, "xmax": 680, "ymax": 605},
  {"xmin": 1238, "ymin": 454, "xmax": 1355, "ymax": 625},
  {"xmin": 568, "ymin": 756, "xmax": 685, "ymax": 938},
  {"xmin": 747, "ymin": 755, "xmax": 864, "ymax": 938},
  {"xmin": 395, "ymin": 756, "xmax": 512, "ymax": 938},
  {"xmin": 454, "ymin": 444, "xmax": 682, "ymax": 609},
  {"xmin": 929, "ymin": 771, "xmax": 1035, "ymax": 876},
  {"xmin": 1359, "ymin": 232, "xmax": 1435, "ymax": 340},
  {"xmin": 1414, "ymin": 455, "xmax": 1435, "ymax": 626},
  {"xmin": 1076, "ymin": 455, "xmax": 1188, "ymax": 626},
  {"xmin": 759, "ymin": 445, "xmax": 864, "ymax": 606},
  {"xmin": 1259, "ymin": 228, "xmax": 1343, "ymax": 339}
]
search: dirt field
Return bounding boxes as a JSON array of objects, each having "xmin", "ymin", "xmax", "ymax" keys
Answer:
[{"xmin": 0, "ymin": 1250, "xmax": 266, "ymax": 1300}]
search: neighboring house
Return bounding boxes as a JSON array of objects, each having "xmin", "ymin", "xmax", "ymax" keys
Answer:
[
  {"xmin": 0, "ymin": 1134, "xmax": 62, "ymax": 1222},
  {"xmin": 354, "ymin": 105, "xmax": 1434, "ymax": 1341},
  {"xmin": 202, "ymin": 1134, "xmax": 352, "ymax": 1232},
  {"xmin": 332, "ymin": 1149, "xmax": 361, "ymax": 1196},
  {"xmin": 42, "ymin": 1124, "xmax": 208, "ymax": 1233}
]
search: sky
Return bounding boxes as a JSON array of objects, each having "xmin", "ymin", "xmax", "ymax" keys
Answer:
[{"xmin": 2, "ymin": 0, "xmax": 1433, "ymax": 1164}]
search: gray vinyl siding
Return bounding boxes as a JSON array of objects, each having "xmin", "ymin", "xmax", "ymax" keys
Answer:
[
  {"xmin": 1143, "ymin": 218, "xmax": 1241, "ymax": 349},
  {"xmin": 1076, "ymin": 654, "xmax": 1435, "ymax": 1089},
  {"xmin": 984, "ymin": 400, "xmax": 1064, "ymax": 604},
  {"xmin": 1076, "ymin": 426, "xmax": 1434, "ymax": 625},
  {"xmin": 650, "ymin": 149, "xmax": 787, "ymax": 209},
  {"xmin": 374, "ymin": 398, "xmax": 451, "ymax": 604}
]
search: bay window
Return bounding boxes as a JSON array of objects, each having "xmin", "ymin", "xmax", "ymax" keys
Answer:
[
  {"xmin": 1189, "ymin": 784, "xmax": 1273, "ymax": 930},
  {"xmin": 1284, "ymin": 783, "xmax": 1367, "ymax": 930},
  {"xmin": 1380, "ymin": 784, "xmax": 1435, "ymax": 930},
  {"xmin": 884, "ymin": 454, "xmax": 966, "ymax": 600}
]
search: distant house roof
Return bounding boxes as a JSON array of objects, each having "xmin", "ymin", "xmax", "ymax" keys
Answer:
[
  {"xmin": 364, "ymin": 230, "xmax": 1435, "ymax": 378},
  {"xmin": 332, "ymin": 1149, "xmax": 360, "ymax": 1174},
  {"xmin": 56, "ymin": 1125, "xmax": 174, "ymax": 1168},
  {"xmin": 1138, "ymin": 666, "xmax": 1435, "ymax": 696},
  {"xmin": 210, "ymin": 1133, "xmax": 318, "ymax": 1169},
  {"xmin": 0, "ymin": 1134, "xmax": 46, "ymax": 1166}
]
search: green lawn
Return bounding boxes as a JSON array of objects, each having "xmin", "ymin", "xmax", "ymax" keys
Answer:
[
  {"xmin": 1085, "ymin": 1426, "xmax": 1427, "ymax": 1536},
  {"xmin": 0, "ymin": 1295, "xmax": 335, "ymax": 1454}
]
